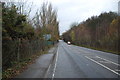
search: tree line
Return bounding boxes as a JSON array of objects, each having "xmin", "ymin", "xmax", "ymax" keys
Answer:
[
  {"xmin": 2, "ymin": 1, "xmax": 59, "ymax": 72},
  {"xmin": 62, "ymin": 12, "xmax": 119, "ymax": 54},
  {"xmin": 2, "ymin": 1, "xmax": 59, "ymax": 42}
]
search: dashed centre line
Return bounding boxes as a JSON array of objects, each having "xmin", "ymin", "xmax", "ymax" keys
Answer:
[
  {"xmin": 96, "ymin": 56, "xmax": 120, "ymax": 66},
  {"xmin": 85, "ymin": 56, "xmax": 120, "ymax": 76}
]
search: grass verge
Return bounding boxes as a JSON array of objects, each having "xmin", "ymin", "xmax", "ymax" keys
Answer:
[{"xmin": 76, "ymin": 44, "xmax": 119, "ymax": 55}]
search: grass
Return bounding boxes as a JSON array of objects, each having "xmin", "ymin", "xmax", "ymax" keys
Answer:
[
  {"xmin": 2, "ymin": 45, "xmax": 54, "ymax": 78},
  {"xmin": 76, "ymin": 44, "xmax": 119, "ymax": 55}
]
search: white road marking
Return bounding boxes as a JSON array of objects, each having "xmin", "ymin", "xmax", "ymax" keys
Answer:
[
  {"xmin": 86, "ymin": 64, "xmax": 89, "ymax": 66},
  {"xmin": 52, "ymin": 47, "xmax": 59, "ymax": 80},
  {"xmin": 85, "ymin": 56, "xmax": 120, "ymax": 76},
  {"xmin": 115, "ymin": 69, "xmax": 120, "ymax": 72},
  {"xmin": 98, "ymin": 61, "xmax": 111, "ymax": 63},
  {"xmin": 96, "ymin": 56, "xmax": 120, "ymax": 66},
  {"xmin": 44, "ymin": 62, "xmax": 52, "ymax": 78}
]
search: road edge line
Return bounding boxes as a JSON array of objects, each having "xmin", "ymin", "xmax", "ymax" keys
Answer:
[
  {"xmin": 44, "ymin": 46, "xmax": 57, "ymax": 78},
  {"xmin": 52, "ymin": 46, "xmax": 59, "ymax": 79},
  {"xmin": 96, "ymin": 56, "xmax": 120, "ymax": 66},
  {"xmin": 85, "ymin": 56, "xmax": 120, "ymax": 76}
]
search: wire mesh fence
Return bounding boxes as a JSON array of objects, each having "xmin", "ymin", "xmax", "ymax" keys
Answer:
[{"xmin": 2, "ymin": 39, "xmax": 54, "ymax": 70}]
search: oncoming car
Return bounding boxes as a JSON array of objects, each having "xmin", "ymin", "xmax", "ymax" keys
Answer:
[{"xmin": 67, "ymin": 41, "xmax": 71, "ymax": 45}]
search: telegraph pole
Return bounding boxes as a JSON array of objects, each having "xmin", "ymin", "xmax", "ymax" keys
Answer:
[{"xmin": 118, "ymin": 1, "xmax": 120, "ymax": 16}]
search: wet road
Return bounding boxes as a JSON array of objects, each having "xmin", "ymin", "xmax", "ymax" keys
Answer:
[{"xmin": 46, "ymin": 40, "xmax": 120, "ymax": 78}]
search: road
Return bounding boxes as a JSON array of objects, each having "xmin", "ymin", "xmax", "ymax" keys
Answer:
[
  {"xmin": 45, "ymin": 40, "xmax": 120, "ymax": 78},
  {"xmin": 16, "ymin": 40, "xmax": 120, "ymax": 78}
]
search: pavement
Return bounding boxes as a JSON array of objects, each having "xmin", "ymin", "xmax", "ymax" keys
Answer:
[{"xmin": 16, "ymin": 46, "xmax": 57, "ymax": 78}]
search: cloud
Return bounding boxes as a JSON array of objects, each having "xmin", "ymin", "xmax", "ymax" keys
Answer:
[
  {"xmin": 53, "ymin": 0, "xmax": 119, "ymax": 35},
  {"xmin": 26, "ymin": 0, "xmax": 119, "ymax": 35}
]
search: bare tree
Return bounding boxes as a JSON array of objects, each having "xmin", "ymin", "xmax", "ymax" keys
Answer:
[{"xmin": 33, "ymin": 2, "xmax": 59, "ymax": 41}]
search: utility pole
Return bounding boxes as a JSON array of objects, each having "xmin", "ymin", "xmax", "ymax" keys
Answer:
[
  {"xmin": 118, "ymin": 1, "xmax": 120, "ymax": 16},
  {"xmin": 17, "ymin": 38, "xmax": 20, "ymax": 63}
]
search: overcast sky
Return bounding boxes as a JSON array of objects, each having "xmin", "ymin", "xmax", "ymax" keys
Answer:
[{"xmin": 14, "ymin": 0, "xmax": 119, "ymax": 35}]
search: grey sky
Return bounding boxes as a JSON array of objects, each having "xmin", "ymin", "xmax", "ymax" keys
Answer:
[
  {"xmin": 52, "ymin": 0, "xmax": 118, "ymax": 35},
  {"xmin": 6, "ymin": 0, "xmax": 119, "ymax": 35}
]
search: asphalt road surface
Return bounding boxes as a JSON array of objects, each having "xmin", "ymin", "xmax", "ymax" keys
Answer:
[
  {"xmin": 45, "ymin": 40, "xmax": 120, "ymax": 78},
  {"xmin": 16, "ymin": 40, "xmax": 120, "ymax": 78}
]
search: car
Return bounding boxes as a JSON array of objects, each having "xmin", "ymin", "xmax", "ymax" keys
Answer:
[{"xmin": 67, "ymin": 41, "xmax": 71, "ymax": 45}]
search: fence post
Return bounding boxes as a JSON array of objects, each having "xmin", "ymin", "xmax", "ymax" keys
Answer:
[{"xmin": 17, "ymin": 38, "xmax": 20, "ymax": 63}]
